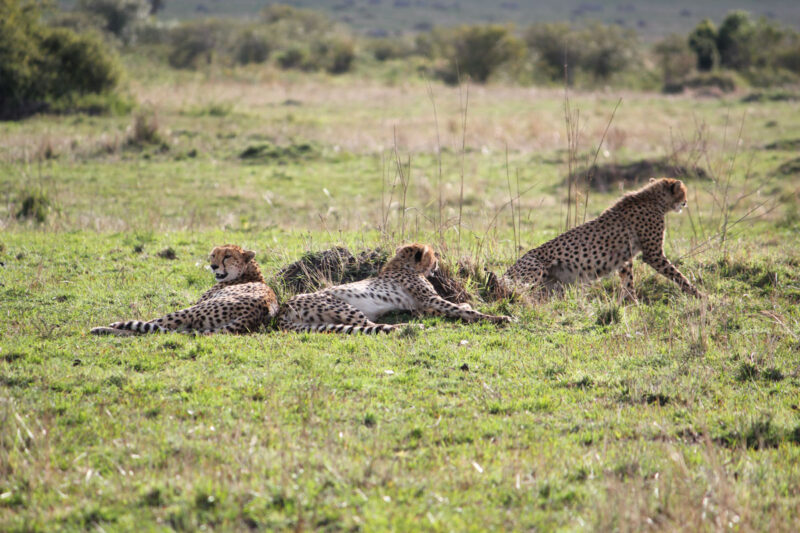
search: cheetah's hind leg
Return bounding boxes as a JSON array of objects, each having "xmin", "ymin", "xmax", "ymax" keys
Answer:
[{"xmin": 199, "ymin": 316, "xmax": 260, "ymax": 335}]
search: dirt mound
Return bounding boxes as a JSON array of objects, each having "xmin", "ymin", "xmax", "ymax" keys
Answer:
[
  {"xmin": 567, "ymin": 158, "xmax": 707, "ymax": 192},
  {"xmin": 777, "ymin": 157, "xmax": 800, "ymax": 176},
  {"xmin": 239, "ymin": 141, "xmax": 319, "ymax": 163},
  {"xmin": 274, "ymin": 246, "xmax": 471, "ymax": 304},
  {"xmin": 765, "ymin": 139, "xmax": 800, "ymax": 151}
]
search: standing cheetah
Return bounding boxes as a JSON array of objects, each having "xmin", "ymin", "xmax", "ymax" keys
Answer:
[
  {"xmin": 491, "ymin": 178, "xmax": 703, "ymax": 300},
  {"xmin": 277, "ymin": 243, "xmax": 512, "ymax": 334},
  {"xmin": 90, "ymin": 244, "xmax": 279, "ymax": 335}
]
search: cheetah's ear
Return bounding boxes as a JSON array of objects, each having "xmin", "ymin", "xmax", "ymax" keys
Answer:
[
  {"xmin": 414, "ymin": 250, "xmax": 423, "ymax": 262},
  {"xmin": 649, "ymin": 177, "xmax": 656, "ymax": 183},
  {"xmin": 671, "ymin": 181, "xmax": 682, "ymax": 194},
  {"xmin": 243, "ymin": 250, "xmax": 256, "ymax": 262}
]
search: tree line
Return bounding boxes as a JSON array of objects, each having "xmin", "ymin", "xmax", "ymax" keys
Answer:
[{"xmin": 2, "ymin": 1, "xmax": 799, "ymax": 119}]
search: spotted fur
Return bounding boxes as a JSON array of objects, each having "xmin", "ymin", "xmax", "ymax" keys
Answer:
[
  {"xmin": 492, "ymin": 178, "xmax": 703, "ymax": 300},
  {"xmin": 90, "ymin": 245, "xmax": 279, "ymax": 336},
  {"xmin": 277, "ymin": 243, "xmax": 512, "ymax": 334}
]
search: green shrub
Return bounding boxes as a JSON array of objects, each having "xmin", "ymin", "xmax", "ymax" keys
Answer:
[
  {"xmin": 311, "ymin": 36, "xmax": 355, "ymax": 74},
  {"xmin": 277, "ymin": 46, "xmax": 311, "ymax": 70},
  {"xmin": 0, "ymin": 0, "xmax": 121, "ymax": 119},
  {"xmin": 525, "ymin": 22, "xmax": 639, "ymax": 86},
  {"xmin": 368, "ymin": 37, "xmax": 414, "ymax": 61},
  {"xmin": 654, "ymin": 34, "xmax": 695, "ymax": 87},
  {"xmin": 232, "ymin": 28, "xmax": 272, "ymax": 65},
  {"xmin": 579, "ymin": 23, "xmax": 639, "ymax": 82},
  {"xmin": 16, "ymin": 189, "xmax": 52, "ymax": 223},
  {"xmin": 688, "ymin": 18, "xmax": 718, "ymax": 71},
  {"xmin": 168, "ymin": 19, "xmax": 227, "ymax": 69},
  {"xmin": 525, "ymin": 22, "xmax": 582, "ymax": 83},
  {"xmin": 438, "ymin": 25, "xmax": 526, "ymax": 84},
  {"xmin": 717, "ymin": 11, "xmax": 754, "ymax": 70},
  {"xmin": 39, "ymin": 28, "xmax": 120, "ymax": 99}
]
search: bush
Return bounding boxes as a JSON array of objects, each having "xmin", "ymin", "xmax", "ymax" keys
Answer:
[
  {"xmin": 39, "ymin": 28, "xmax": 120, "ymax": 99},
  {"xmin": 688, "ymin": 18, "xmax": 718, "ymax": 71},
  {"xmin": 231, "ymin": 28, "xmax": 272, "ymax": 65},
  {"xmin": 654, "ymin": 34, "xmax": 697, "ymax": 88},
  {"xmin": 525, "ymin": 22, "xmax": 638, "ymax": 85},
  {"xmin": 579, "ymin": 23, "xmax": 639, "ymax": 82},
  {"xmin": 16, "ymin": 189, "xmax": 52, "ymax": 223},
  {"xmin": 277, "ymin": 46, "xmax": 311, "ymax": 70},
  {"xmin": 438, "ymin": 25, "xmax": 526, "ymax": 84},
  {"xmin": 717, "ymin": 11, "xmax": 754, "ymax": 70},
  {"xmin": 312, "ymin": 36, "xmax": 355, "ymax": 74},
  {"xmin": 0, "ymin": 0, "xmax": 121, "ymax": 119},
  {"xmin": 168, "ymin": 19, "xmax": 227, "ymax": 69},
  {"xmin": 368, "ymin": 37, "xmax": 414, "ymax": 61}
]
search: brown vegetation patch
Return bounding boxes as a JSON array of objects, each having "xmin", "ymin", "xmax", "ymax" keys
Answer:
[
  {"xmin": 777, "ymin": 157, "xmax": 800, "ymax": 176},
  {"xmin": 274, "ymin": 246, "xmax": 471, "ymax": 304},
  {"xmin": 568, "ymin": 158, "xmax": 707, "ymax": 192},
  {"xmin": 764, "ymin": 138, "xmax": 800, "ymax": 151}
]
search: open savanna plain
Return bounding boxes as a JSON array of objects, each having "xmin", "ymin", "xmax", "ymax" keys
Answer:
[{"xmin": 2, "ymin": 62, "xmax": 800, "ymax": 530}]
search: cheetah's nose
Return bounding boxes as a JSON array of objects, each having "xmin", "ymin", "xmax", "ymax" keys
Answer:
[{"xmin": 210, "ymin": 264, "xmax": 219, "ymax": 270}]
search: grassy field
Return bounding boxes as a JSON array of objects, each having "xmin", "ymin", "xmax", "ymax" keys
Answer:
[{"xmin": 2, "ymin": 59, "xmax": 800, "ymax": 530}]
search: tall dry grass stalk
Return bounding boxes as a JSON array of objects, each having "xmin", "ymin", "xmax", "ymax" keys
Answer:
[
  {"xmin": 424, "ymin": 77, "xmax": 445, "ymax": 244},
  {"xmin": 673, "ymin": 112, "xmax": 775, "ymax": 262},
  {"xmin": 562, "ymin": 84, "xmax": 621, "ymax": 231},
  {"xmin": 456, "ymin": 78, "xmax": 469, "ymax": 255}
]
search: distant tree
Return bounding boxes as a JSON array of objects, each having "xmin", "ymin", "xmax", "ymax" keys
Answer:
[
  {"xmin": 688, "ymin": 19, "xmax": 718, "ymax": 71},
  {"xmin": 717, "ymin": 11, "xmax": 754, "ymax": 70},
  {"xmin": 78, "ymin": 0, "xmax": 149, "ymax": 42}
]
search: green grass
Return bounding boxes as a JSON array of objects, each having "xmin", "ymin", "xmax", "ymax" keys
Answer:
[
  {"xmin": 3, "ymin": 70, "xmax": 800, "ymax": 530},
  {"xmin": 2, "ymin": 229, "xmax": 800, "ymax": 530}
]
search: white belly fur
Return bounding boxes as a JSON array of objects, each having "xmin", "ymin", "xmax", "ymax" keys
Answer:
[{"xmin": 334, "ymin": 287, "xmax": 417, "ymax": 321}]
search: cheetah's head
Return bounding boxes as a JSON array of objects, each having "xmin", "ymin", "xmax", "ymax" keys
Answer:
[
  {"xmin": 208, "ymin": 244, "xmax": 256, "ymax": 282},
  {"xmin": 652, "ymin": 178, "xmax": 688, "ymax": 213},
  {"xmin": 387, "ymin": 243, "xmax": 438, "ymax": 276}
]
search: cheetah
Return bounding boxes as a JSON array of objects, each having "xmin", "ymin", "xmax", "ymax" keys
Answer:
[
  {"xmin": 90, "ymin": 244, "xmax": 279, "ymax": 336},
  {"xmin": 277, "ymin": 243, "xmax": 512, "ymax": 334},
  {"xmin": 490, "ymin": 178, "xmax": 703, "ymax": 300}
]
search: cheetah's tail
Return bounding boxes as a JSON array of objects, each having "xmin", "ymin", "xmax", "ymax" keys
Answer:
[
  {"xmin": 297, "ymin": 323, "xmax": 397, "ymax": 335},
  {"xmin": 107, "ymin": 320, "xmax": 169, "ymax": 334}
]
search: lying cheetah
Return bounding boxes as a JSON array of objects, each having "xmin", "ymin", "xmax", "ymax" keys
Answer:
[
  {"xmin": 491, "ymin": 178, "xmax": 703, "ymax": 300},
  {"xmin": 277, "ymin": 243, "xmax": 512, "ymax": 334},
  {"xmin": 90, "ymin": 244, "xmax": 279, "ymax": 336}
]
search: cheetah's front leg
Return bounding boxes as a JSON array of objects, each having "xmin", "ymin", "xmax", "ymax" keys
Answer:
[
  {"xmin": 642, "ymin": 252, "xmax": 702, "ymax": 298},
  {"xmin": 617, "ymin": 260, "xmax": 637, "ymax": 302},
  {"xmin": 423, "ymin": 296, "xmax": 511, "ymax": 325}
]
